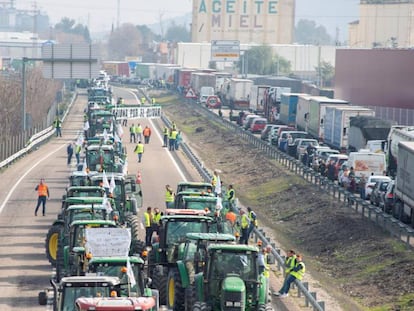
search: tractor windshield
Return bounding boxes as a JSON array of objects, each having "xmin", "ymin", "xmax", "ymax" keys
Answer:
[
  {"xmin": 61, "ymin": 285, "xmax": 110, "ymax": 311},
  {"xmin": 166, "ymin": 221, "xmax": 208, "ymax": 245},
  {"xmin": 209, "ymin": 251, "xmax": 256, "ymax": 281}
]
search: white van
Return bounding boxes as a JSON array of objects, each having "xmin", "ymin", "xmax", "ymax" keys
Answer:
[{"xmin": 347, "ymin": 151, "xmax": 386, "ymax": 180}]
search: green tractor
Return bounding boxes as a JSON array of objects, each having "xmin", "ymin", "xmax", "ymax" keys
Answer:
[
  {"xmin": 90, "ymin": 172, "xmax": 144, "ymax": 254},
  {"xmin": 148, "ymin": 210, "xmax": 237, "ymax": 306},
  {"xmin": 56, "ymin": 219, "xmax": 118, "ymax": 281},
  {"xmin": 45, "ymin": 195, "xmax": 110, "ymax": 266},
  {"xmin": 85, "ymin": 144, "xmax": 125, "ymax": 173},
  {"xmin": 168, "ymin": 232, "xmax": 237, "ymax": 311},
  {"xmin": 191, "ymin": 244, "xmax": 273, "ymax": 311},
  {"xmin": 38, "ymin": 275, "xmax": 122, "ymax": 311},
  {"xmin": 176, "ymin": 181, "xmax": 214, "ymax": 194},
  {"xmin": 87, "ymin": 255, "xmax": 159, "ymax": 304}
]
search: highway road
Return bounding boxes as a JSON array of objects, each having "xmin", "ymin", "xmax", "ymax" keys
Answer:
[{"xmin": 0, "ymin": 86, "xmax": 294, "ymax": 311}]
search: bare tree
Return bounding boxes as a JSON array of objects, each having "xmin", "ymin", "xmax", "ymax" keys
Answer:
[{"xmin": 107, "ymin": 23, "xmax": 142, "ymax": 60}]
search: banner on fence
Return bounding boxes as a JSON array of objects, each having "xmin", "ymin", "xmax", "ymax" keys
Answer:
[{"xmin": 112, "ymin": 106, "xmax": 162, "ymax": 120}]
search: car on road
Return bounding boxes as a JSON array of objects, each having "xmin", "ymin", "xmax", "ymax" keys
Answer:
[
  {"xmin": 260, "ymin": 124, "xmax": 278, "ymax": 141},
  {"xmin": 370, "ymin": 179, "xmax": 391, "ymax": 206},
  {"xmin": 383, "ymin": 180, "xmax": 396, "ymax": 213},
  {"xmin": 326, "ymin": 154, "xmax": 349, "ymax": 180},
  {"xmin": 249, "ymin": 117, "xmax": 267, "ymax": 133},
  {"xmin": 365, "ymin": 175, "xmax": 392, "ymax": 200}
]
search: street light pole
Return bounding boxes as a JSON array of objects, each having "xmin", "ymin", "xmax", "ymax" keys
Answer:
[{"xmin": 21, "ymin": 57, "xmax": 27, "ymax": 131}]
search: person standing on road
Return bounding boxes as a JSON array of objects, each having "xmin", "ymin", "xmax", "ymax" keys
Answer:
[
  {"xmin": 143, "ymin": 126, "xmax": 152, "ymax": 144},
  {"xmin": 67, "ymin": 142, "xmax": 74, "ymax": 166},
  {"xmin": 54, "ymin": 116, "xmax": 62, "ymax": 137},
  {"xmin": 143, "ymin": 207, "xmax": 153, "ymax": 246},
  {"xmin": 175, "ymin": 131, "xmax": 182, "ymax": 150},
  {"xmin": 239, "ymin": 210, "xmax": 250, "ymax": 245},
  {"xmin": 152, "ymin": 207, "xmax": 162, "ymax": 236},
  {"xmin": 134, "ymin": 141, "xmax": 144, "ymax": 163},
  {"xmin": 165, "ymin": 185, "xmax": 175, "ymax": 209},
  {"xmin": 162, "ymin": 126, "xmax": 169, "ymax": 147},
  {"xmin": 247, "ymin": 206, "xmax": 257, "ymax": 241},
  {"xmin": 34, "ymin": 178, "xmax": 50, "ymax": 216},
  {"xmin": 226, "ymin": 184, "xmax": 236, "ymax": 210},
  {"xmin": 359, "ymin": 174, "xmax": 367, "ymax": 200},
  {"xmin": 75, "ymin": 143, "xmax": 82, "ymax": 167},
  {"xmin": 283, "ymin": 250, "xmax": 297, "ymax": 278},
  {"xmin": 129, "ymin": 124, "xmax": 136, "ymax": 143},
  {"xmin": 136, "ymin": 123, "xmax": 143, "ymax": 142},
  {"xmin": 169, "ymin": 128, "xmax": 178, "ymax": 151},
  {"xmin": 276, "ymin": 254, "xmax": 305, "ymax": 298}
]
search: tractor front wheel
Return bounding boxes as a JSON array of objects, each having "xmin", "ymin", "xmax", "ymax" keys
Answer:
[
  {"xmin": 167, "ymin": 268, "xmax": 184, "ymax": 311},
  {"xmin": 45, "ymin": 225, "xmax": 63, "ymax": 265},
  {"xmin": 192, "ymin": 301, "xmax": 208, "ymax": 311}
]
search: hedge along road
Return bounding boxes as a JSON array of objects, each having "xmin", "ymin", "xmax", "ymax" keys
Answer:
[{"xmin": 0, "ymin": 87, "xmax": 291, "ymax": 311}]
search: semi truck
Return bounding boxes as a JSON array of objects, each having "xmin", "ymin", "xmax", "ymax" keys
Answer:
[
  {"xmin": 386, "ymin": 126, "xmax": 414, "ymax": 177},
  {"xmin": 190, "ymin": 72, "xmax": 216, "ymax": 95},
  {"xmin": 279, "ymin": 93, "xmax": 306, "ymax": 126},
  {"xmin": 395, "ymin": 141, "xmax": 414, "ymax": 226},
  {"xmin": 222, "ymin": 78, "xmax": 253, "ymax": 110},
  {"xmin": 307, "ymin": 97, "xmax": 349, "ymax": 141},
  {"xmin": 323, "ymin": 106, "xmax": 375, "ymax": 151},
  {"xmin": 249, "ymin": 85, "xmax": 270, "ymax": 114},
  {"xmin": 348, "ymin": 116, "xmax": 392, "ymax": 152}
]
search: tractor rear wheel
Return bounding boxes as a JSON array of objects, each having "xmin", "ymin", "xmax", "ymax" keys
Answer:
[
  {"xmin": 126, "ymin": 214, "xmax": 145, "ymax": 255},
  {"xmin": 45, "ymin": 225, "xmax": 63, "ymax": 265},
  {"xmin": 185, "ymin": 285, "xmax": 196, "ymax": 311},
  {"xmin": 152, "ymin": 265, "xmax": 168, "ymax": 305},
  {"xmin": 167, "ymin": 268, "xmax": 184, "ymax": 311},
  {"xmin": 192, "ymin": 301, "xmax": 208, "ymax": 311}
]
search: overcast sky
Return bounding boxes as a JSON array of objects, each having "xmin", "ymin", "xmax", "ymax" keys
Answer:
[
  {"xmin": 15, "ymin": 0, "xmax": 359, "ymax": 40},
  {"xmin": 17, "ymin": 0, "xmax": 193, "ymax": 32}
]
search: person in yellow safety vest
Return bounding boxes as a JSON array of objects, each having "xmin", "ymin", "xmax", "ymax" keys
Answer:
[
  {"xmin": 143, "ymin": 207, "xmax": 153, "ymax": 246},
  {"xmin": 152, "ymin": 207, "xmax": 162, "ymax": 235},
  {"xmin": 162, "ymin": 127, "xmax": 169, "ymax": 147},
  {"xmin": 276, "ymin": 254, "xmax": 306, "ymax": 298},
  {"xmin": 169, "ymin": 128, "xmax": 178, "ymax": 151},
  {"xmin": 247, "ymin": 207, "xmax": 258, "ymax": 241},
  {"xmin": 134, "ymin": 141, "xmax": 144, "ymax": 163},
  {"xmin": 129, "ymin": 123, "xmax": 136, "ymax": 143},
  {"xmin": 165, "ymin": 184, "xmax": 175, "ymax": 209},
  {"xmin": 226, "ymin": 184, "xmax": 235, "ymax": 209},
  {"xmin": 172, "ymin": 121, "xmax": 177, "ymax": 131},
  {"xmin": 258, "ymin": 242, "xmax": 271, "ymax": 278},
  {"xmin": 136, "ymin": 123, "xmax": 143, "ymax": 142},
  {"xmin": 239, "ymin": 210, "xmax": 250, "ymax": 245},
  {"xmin": 54, "ymin": 116, "xmax": 62, "ymax": 137},
  {"xmin": 284, "ymin": 250, "xmax": 297, "ymax": 278},
  {"xmin": 211, "ymin": 169, "xmax": 221, "ymax": 196},
  {"xmin": 141, "ymin": 96, "xmax": 146, "ymax": 105}
]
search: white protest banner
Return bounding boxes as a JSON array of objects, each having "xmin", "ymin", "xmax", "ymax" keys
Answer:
[{"xmin": 85, "ymin": 227, "xmax": 131, "ymax": 257}]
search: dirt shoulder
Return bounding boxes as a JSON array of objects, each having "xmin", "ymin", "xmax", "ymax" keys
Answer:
[{"xmin": 155, "ymin": 91, "xmax": 414, "ymax": 311}]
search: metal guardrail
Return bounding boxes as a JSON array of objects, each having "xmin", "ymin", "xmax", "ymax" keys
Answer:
[
  {"xmin": 190, "ymin": 104, "xmax": 414, "ymax": 248},
  {"xmin": 0, "ymin": 92, "xmax": 77, "ymax": 170}
]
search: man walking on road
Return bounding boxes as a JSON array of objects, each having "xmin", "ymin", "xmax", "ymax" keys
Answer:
[
  {"xmin": 129, "ymin": 124, "xmax": 136, "ymax": 143},
  {"xmin": 134, "ymin": 141, "xmax": 144, "ymax": 163},
  {"xmin": 143, "ymin": 126, "xmax": 152, "ymax": 144},
  {"xmin": 54, "ymin": 116, "xmax": 62, "ymax": 137},
  {"xmin": 67, "ymin": 143, "xmax": 74, "ymax": 166},
  {"xmin": 34, "ymin": 178, "xmax": 50, "ymax": 216}
]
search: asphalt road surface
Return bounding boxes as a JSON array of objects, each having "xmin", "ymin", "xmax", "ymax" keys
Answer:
[{"xmin": 0, "ymin": 87, "xmax": 292, "ymax": 311}]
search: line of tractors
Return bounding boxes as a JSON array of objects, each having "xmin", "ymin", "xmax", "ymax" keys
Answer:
[{"xmin": 39, "ymin": 84, "xmax": 275, "ymax": 311}]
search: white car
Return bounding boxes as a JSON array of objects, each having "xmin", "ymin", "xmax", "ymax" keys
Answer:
[{"xmin": 365, "ymin": 175, "xmax": 392, "ymax": 200}]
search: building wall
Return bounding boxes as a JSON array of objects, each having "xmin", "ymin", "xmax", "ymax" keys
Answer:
[
  {"xmin": 175, "ymin": 42, "xmax": 337, "ymax": 77},
  {"xmin": 350, "ymin": 1, "xmax": 414, "ymax": 48},
  {"xmin": 191, "ymin": 0, "xmax": 295, "ymax": 44},
  {"xmin": 335, "ymin": 49, "xmax": 414, "ymax": 125}
]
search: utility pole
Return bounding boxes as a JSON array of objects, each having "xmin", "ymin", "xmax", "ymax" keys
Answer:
[{"xmin": 116, "ymin": 0, "xmax": 120, "ymax": 29}]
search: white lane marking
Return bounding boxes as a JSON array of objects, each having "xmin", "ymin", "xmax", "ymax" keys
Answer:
[
  {"xmin": 126, "ymin": 89, "xmax": 187, "ymax": 182},
  {"xmin": 0, "ymin": 143, "xmax": 67, "ymax": 214}
]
